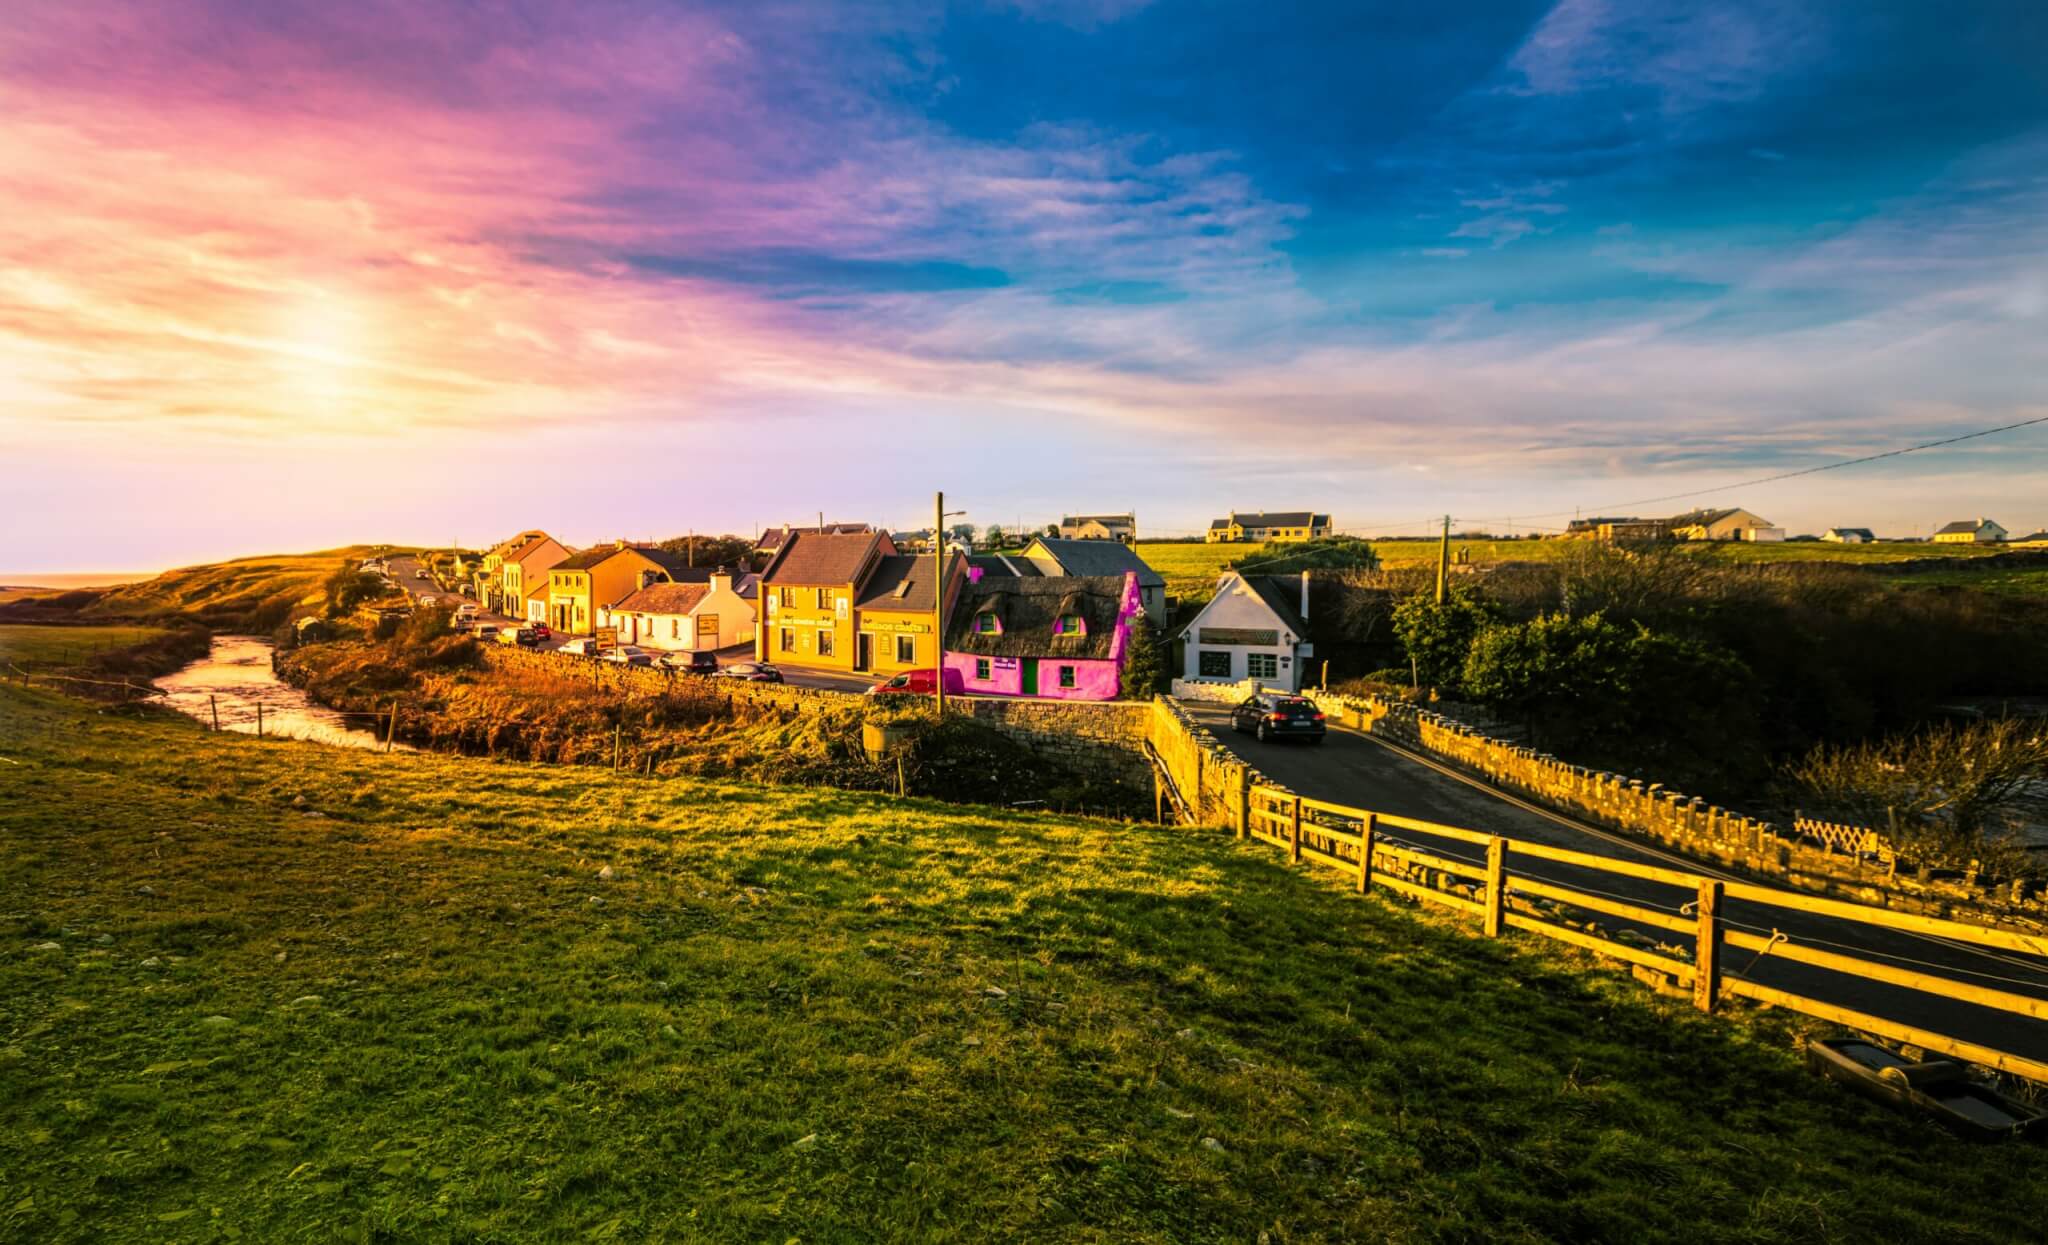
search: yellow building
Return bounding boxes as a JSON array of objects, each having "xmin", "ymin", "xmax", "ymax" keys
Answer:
[
  {"xmin": 756, "ymin": 530, "xmax": 896, "ymax": 673},
  {"xmin": 1932, "ymin": 518, "xmax": 2008, "ymax": 544},
  {"xmin": 1205, "ymin": 510, "xmax": 1333, "ymax": 543},
  {"xmin": 851, "ymin": 554, "xmax": 964, "ymax": 676},
  {"xmin": 502, "ymin": 533, "xmax": 571, "ymax": 623},
  {"xmin": 545, "ymin": 543, "xmax": 691, "ymax": 636}
]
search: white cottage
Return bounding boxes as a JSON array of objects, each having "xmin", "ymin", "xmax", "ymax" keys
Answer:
[
  {"xmin": 1177, "ymin": 571, "xmax": 1312, "ymax": 692},
  {"xmin": 602, "ymin": 572, "xmax": 758, "ymax": 652}
]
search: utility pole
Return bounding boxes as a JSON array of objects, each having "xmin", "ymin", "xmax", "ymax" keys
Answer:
[
  {"xmin": 1435, "ymin": 514, "xmax": 1452, "ymax": 604},
  {"xmin": 934, "ymin": 489, "xmax": 947, "ymax": 718}
]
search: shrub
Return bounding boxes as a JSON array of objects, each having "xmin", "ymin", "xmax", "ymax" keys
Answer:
[
  {"xmin": 1119, "ymin": 615, "xmax": 1167, "ymax": 700},
  {"xmin": 1391, "ymin": 589, "xmax": 1496, "ymax": 692}
]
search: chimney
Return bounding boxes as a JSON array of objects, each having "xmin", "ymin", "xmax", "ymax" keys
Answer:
[
  {"xmin": 710, "ymin": 572, "xmax": 731, "ymax": 595},
  {"xmin": 1300, "ymin": 570, "xmax": 1311, "ymax": 621}
]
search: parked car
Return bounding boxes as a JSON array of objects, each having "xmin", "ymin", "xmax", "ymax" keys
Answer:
[
  {"xmin": 867, "ymin": 668, "xmax": 960, "ymax": 696},
  {"xmin": 558, "ymin": 637, "xmax": 603, "ymax": 657},
  {"xmin": 1231, "ymin": 693, "xmax": 1326, "ymax": 744},
  {"xmin": 530, "ymin": 622, "xmax": 551, "ymax": 641},
  {"xmin": 473, "ymin": 623, "xmax": 500, "ymax": 640},
  {"xmin": 660, "ymin": 650, "xmax": 720, "ymax": 675},
  {"xmin": 497, "ymin": 627, "xmax": 537, "ymax": 646},
  {"xmin": 712, "ymin": 662, "xmax": 784, "ymax": 683},
  {"xmin": 455, "ymin": 603, "xmax": 478, "ymax": 618},
  {"xmin": 604, "ymin": 645, "xmax": 654, "ymax": 667},
  {"xmin": 416, "ymin": 594, "xmax": 437, "ymax": 606}
]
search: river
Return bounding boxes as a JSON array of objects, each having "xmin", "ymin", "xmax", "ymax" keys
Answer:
[{"xmin": 154, "ymin": 635, "xmax": 401, "ymax": 750}]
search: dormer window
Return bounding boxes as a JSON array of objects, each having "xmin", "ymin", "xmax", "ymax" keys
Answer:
[
  {"xmin": 974, "ymin": 610, "xmax": 1001, "ymax": 635},
  {"xmin": 1053, "ymin": 613, "xmax": 1086, "ymax": 636}
]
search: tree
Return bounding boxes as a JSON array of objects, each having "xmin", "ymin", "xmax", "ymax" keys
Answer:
[
  {"xmin": 1785, "ymin": 718, "xmax": 2048, "ymax": 873},
  {"xmin": 983, "ymin": 524, "xmax": 1005, "ymax": 549},
  {"xmin": 1120, "ymin": 615, "xmax": 1167, "ymax": 700},
  {"xmin": 1226, "ymin": 537, "xmax": 1381, "ymax": 576},
  {"xmin": 322, "ymin": 562, "xmax": 385, "ymax": 618},
  {"xmin": 1390, "ymin": 588, "xmax": 1495, "ymax": 691},
  {"xmin": 1045, "ymin": 523, "xmax": 1059, "ymax": 538},
  {"xmin": 655, "ymin": 534, "xmax": 755, "ymax": 570},
  {"xmin": 1461, "ymin": 612, "xmax": 1632, "ymax": 742}
]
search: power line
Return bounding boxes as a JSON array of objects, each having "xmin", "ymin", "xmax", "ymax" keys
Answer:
[{"xmin": 1461, "ymin": 413, "xmax": 2048, "ymax": 525}]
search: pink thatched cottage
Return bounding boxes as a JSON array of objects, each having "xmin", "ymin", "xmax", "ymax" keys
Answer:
[{"xmin": 942, "ymin": 570, "xmax": 1143, "ymax": 700}]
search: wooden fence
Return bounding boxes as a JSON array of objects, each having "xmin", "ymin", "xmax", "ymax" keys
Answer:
[{"xmin": 1239, "ymin": 783, "xmax": 2048, "ymax": 1086}]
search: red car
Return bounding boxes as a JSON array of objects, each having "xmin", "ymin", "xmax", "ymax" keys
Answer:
[
  {"xmin": 866, "ymin": 668, "xmax": 962, "ymax": 697},
  {"xmin": 530, "ymin": 622, "xmax": 552, "ymax": 641}
]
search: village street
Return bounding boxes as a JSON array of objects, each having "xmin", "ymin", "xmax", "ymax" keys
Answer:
[{"xmin": 1179, "ymin": 701, "xmax": 2048, "ymax": 1074}]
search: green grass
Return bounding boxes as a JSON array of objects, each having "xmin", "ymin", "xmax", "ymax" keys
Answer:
[
  {"xmin": 79, "ymin": 547, "xmax": 411, "ymax": 629},
  {"xmin": 0, "ymin": 624, "xmax": 168, "ymax": 667},
  {"xmin": 2, "ymin": 685, "xmax": 2042, "ymax": 1242}
]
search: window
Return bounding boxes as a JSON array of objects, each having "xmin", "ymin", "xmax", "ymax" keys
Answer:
[
  {"xmin": 975, "ymin": 611, "xmax": 1000, "ymax": 634},
  {"xmin": 779, "ymin": 628, "xmax": 796, "ymax": 653},
  {"xmin": 817, "ymin": 587, "xmax": 831, "ymax": 610},
  {"xmin": 1247, "ymin": 653, "xmax": 1278, "ymax": 679},
  {"xmin": 670, "ymin": 619, "xmax": 680, "ymax": 639},
  {"xmin": 817, "ymin": 631, "xmax": 835, "ymax": 658},
  {"xmin": 1198, "ymin": 650, "xmax": 1232, "ymax": 678},
  {"xmin": 895, "ymin": 634, "xmax": 916, "ymax": 663},
  {"xmin": 697, "ymin": 614, "xmax": 718, "ymax": 645},
  {"xmin": 1054, "ymin": 613, "xmax": 1086, "ymax": 636},
  {"xmin": 975, "ymin": 658, "xmax": 991, "ymax": 681},
  {"xmin": 1057, "ymin": 665, "xmax": 1077, "ymax": 690}
]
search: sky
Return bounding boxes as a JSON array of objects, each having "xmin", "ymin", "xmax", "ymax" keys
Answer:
[{"xmin": 3, "ymin": 0, "xmax": 2047, "ymax": 572}]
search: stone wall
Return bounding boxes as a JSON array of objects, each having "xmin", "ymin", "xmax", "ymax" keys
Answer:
[
  {"xmin": 1146, "ymin": 696, "xmax": 1287, "ymax": 829},
  {"xmin": 1308, "ymin": 688, "xmax": 2046, "ymax": 925},
  {"xmin": 479, "ymin": 646, "xmax": 1154, "ymax": 795}
]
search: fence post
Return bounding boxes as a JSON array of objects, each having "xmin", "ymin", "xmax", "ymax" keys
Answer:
[
  {"xmin": 209, "ymin": 694, "xmax": 220, "ymax": 732},
  {"xmin": 385, "ymin": 703, "xmax": 397, "ymax": 752},
  {"xmin": 1358, "ymin": 812, "xmax": 1376, "ymax": 894},
  {"xmin": 1694, "ymin": 879, "xmax": 1723, "ymax": 1013},
  {"xmin": 1154, "ymin": 772, "xmax": 1164, "ymax": 824},
  {"xmin": 1484, "ymin": 837, "xmax": 1506, "ymax": 937},
  {"xmin": 256, "ymin": 703, "xmax": 264, "ymax": 738},
  {"xmin": 1235, "ymin": 770, "xmax": 1249, "ymax": 840},
  {"xmin": 1289, "ymin": 795, "xmax": 1303, "ymax": 864},
  {"xmin": 612, "ymin": 723, "xmax": 622, "ymax": 773}
]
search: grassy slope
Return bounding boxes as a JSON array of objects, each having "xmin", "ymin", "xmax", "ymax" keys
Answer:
[
  {"xmin": 0, "ymin": 625, "xmax": 168, "ymax": 666},
  {"xmin": 1136, "ymin": 540, "xmax": 2017, "ymax": 600},
  {"xmin": 3, "ymin": 689, "xmax": 2042, "ymax": 1243},
  {"xmin": 78, "ymin": 548, "xmax": 396, "ymax": 628}
]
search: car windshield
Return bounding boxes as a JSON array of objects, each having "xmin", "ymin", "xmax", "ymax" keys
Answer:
[{"xmin": 1275, "ymin": 699, "xmax": 1311, "ymax": 712}]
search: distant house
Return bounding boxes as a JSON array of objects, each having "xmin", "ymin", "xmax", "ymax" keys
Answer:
[
  {"xmin": 1206, "ymin": 511, "xmax": 1332, "ymax": 544},
  {"xmin": 1933, "ymin": 518, "xmax": 2008, "ymax": 544},
  {"xmin": 755, "ymin": 523, "xmax": 873, "ymax": 558},
  {"xmin": 1667, "ymin": 508, "xmax": 1784, "ymax": 542},
  {"xmin": 602, "ymin": 571, "xmax": 757, "ymax": 652},
  {"xmin": 1176, "ymin": 572, "xmax": 1313, "ymax": 693},
  {"xmin": 1822, "ymin": 528, "xmax": 1876, "ymax": 544},
  {"xmin": 500, "ymin": 533, "xmax": 572, "ymax": 624},
  {"xmin": 1058, "ymin": 513, "xmax": 1137, "ymax": 543},
  {"xmin": 1563, "ymin": 517, "xmax": 1670, "ymax": 542},
  {"xmin": 1014, "ymin": 536, "xmax": 1167, "ymax": 624},
  {"xmin": 476, "ymin": 530, "xmax": 553, "ymax": 612},
  {"xmin": 944, "ymin": 571, "xmax": 1144, "ymax": 700},
  {"xmin": 2009, "ymin": 530, "xmax": 2048, "ymax": 548}
]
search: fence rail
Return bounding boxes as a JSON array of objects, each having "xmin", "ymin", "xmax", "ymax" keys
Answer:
[{"xmin": 1241, "ymin": 783, "xmax": 2048, "ymax": 1086}]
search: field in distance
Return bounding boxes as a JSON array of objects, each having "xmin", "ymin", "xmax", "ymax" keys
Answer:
[{"xmin": 1, "ymin": 673, "xmax": 2040, "ymax": 1242}]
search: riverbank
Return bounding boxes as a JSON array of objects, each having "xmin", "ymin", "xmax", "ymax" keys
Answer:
[{"xmin": 4, "ymin": 676, "xmax": 2042, "ymax": 1242}]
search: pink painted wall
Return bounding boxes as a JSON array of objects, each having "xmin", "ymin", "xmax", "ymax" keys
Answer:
[{"xmin": 941, "ymin": 571, "xmax": 1144, "ymax": 702}]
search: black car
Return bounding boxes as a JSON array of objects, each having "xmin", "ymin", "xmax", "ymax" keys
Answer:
[
  {"xmin": 712, "ymin": 661, "xmax": 784, "ymax": 684},
  {"xmin": 661, "ymin": 650, "xmax": 720, "ymax": 675},
  {"xmin": 1231, "ymin": 693, "xmax": 1326, "ymax": 743}
]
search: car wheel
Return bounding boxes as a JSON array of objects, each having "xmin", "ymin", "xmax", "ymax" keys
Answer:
[{"xmin": 1255, "ymin": 723, "xmax": 1269, "ymax": 743}]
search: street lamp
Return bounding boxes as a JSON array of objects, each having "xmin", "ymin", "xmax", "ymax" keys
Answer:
[{"xmin": 934, "ymin": 491, "xmax": 966, "ymax": 717}]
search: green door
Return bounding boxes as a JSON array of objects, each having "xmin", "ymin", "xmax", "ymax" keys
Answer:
[{"xmin": 1020, "ymin": 659, "xmax": 1038, "ymax": 696}]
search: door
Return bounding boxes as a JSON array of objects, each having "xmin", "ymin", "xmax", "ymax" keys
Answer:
[
  {"xmin": 1020, "ymin": 658, "xmax": 1038, "ymax": 696},
  {"xmin": 854, "ymin": 632, "xmax": 872, "ymax": 672}
]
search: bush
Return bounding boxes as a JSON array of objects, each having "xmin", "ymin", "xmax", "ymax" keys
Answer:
[
  {"xmin": 1228, "ymin": 537, "xmax": 1381, "ymax": 576},
  {"xmin": 1391, "ymin": 589, "xmax": 1496, "ymax": 692},
  {"xmin": 1119, "ymin": 615, "xmax": 1166, "ymax": 700}
]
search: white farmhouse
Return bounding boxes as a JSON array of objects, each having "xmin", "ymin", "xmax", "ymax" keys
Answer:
[{"xmin": 1177, "ymin": 571, "xmax": 1312, "ymax": 693}]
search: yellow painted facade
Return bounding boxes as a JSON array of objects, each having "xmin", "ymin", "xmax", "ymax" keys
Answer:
[
  {"xmin": 762, "ymin": 582, "xmax": 857, "ymax": 670},
  {"xmin": 545, "ymin": 547, "xmax": 670, "ymax": 636}
]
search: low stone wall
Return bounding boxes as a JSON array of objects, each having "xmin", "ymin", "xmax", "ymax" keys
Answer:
[
  {"xmin": 1170, "ymin": 677, "xmax": 1267, "ymax": 704},
  {"xmin": 479, "ymin": 646, "xmax": 1155, "ymax": 796},
  {"xmin": 1309, "ymin": 688, "xmax": 2046, "ymax": 925},
  {"xmin": 1146, "ymin": 696, "xmax": 1287, "ymax": 828}
]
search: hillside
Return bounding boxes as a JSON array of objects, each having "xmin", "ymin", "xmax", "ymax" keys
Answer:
[
  {"xmin": 1, "ymin": 680, "xmax": 2040, "ymax": 1242},
  {"xmin": 74, "ymin": 547, "xmax": 404, "ymax": 630}
]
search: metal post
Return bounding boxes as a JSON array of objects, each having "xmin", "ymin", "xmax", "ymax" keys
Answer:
[
  {"xmin": 934, "ymin": 489, "xmax": 946, "ymax": 719},
  {"xmin": 1435, "ymin": 514, "xmax": 1451, "ymax": 604}
]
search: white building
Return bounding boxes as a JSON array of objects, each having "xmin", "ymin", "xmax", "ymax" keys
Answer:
[
  {"xmin": 601, "ymin": 572, "xmax": 758, "ymax": 652},
  {"xmin": 1822, "ymin": 528, "xmax": 1875, "ymax": 544},
  {"xmin": 1176, "ymin": 571, "xmax": 1312, "ymax": 693}
]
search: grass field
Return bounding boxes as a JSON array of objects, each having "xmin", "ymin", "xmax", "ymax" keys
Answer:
[
  {"xmin": 3, "ymin": 683, "xmax": 2043, "ymax": 1242},
  {"xmin": 1135, "ymin": 539, "xmax": 2021, "ymax": 600},
  {"xmin": 0, "ymin": 624, "xmax": 168, "ymax": 667}
]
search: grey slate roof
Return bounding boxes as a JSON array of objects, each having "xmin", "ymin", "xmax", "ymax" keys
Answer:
[
  {"xmin": 855, "ymin": 554, "xmax": 951, "ymax": 612},
  {"xmin": 761, "ymin": 530, "xmax": 885, "ymax": 587},
  {"xmin": 1243, "ymin": 575, "xmax": 1309, "ymax": 637},
  {"xmin": 1214, "ymin": 511, "xmax": 1330, "ymax": 529},
  {"xmin": 1028, "ymin": 538, "xmax": 1164, "ymax": 589}
]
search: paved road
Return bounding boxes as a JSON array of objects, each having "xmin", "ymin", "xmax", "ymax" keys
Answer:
[{"xmin": 1182, "ymin": 701, "xmax": 2048, "ymax": 1077}]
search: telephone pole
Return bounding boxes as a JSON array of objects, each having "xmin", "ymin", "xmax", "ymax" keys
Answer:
[
  {"xmin": 1435, "ymin": 514, "xmax": 1452, "ymax": 604},
  {"xmin": 934, "ymin": 490, "xmax": 947, "ymax": 717}
]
